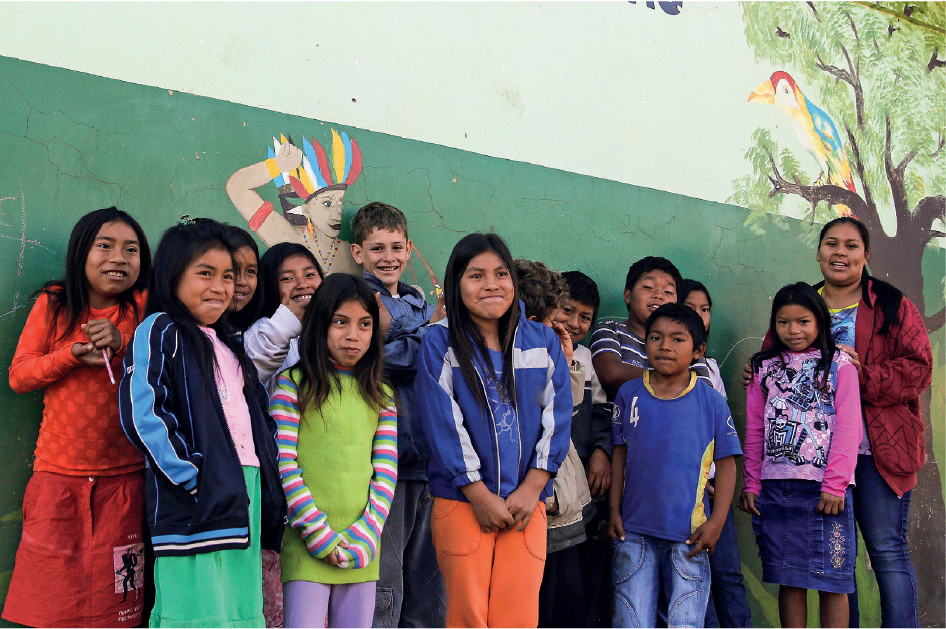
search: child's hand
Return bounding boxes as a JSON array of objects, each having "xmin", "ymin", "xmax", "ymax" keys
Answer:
[
  {"xmin": 472, "ymin": 492, "xmax": 515, "ymax": 533},
  {"xmin": 817, "ymin": 492, "xmax": 845, "ymax": 514},
  {"xmin": 837, "ymin": 344, "xmax": 862, "ymax": 375},
  {"xmin": 82, "ymin": 319, "xmax": 121, "ymax": 352},
  {"xmin": 72, "ymin": 342, "xmax": 111, "ymax": 366},
  {"xmin": 686, "ymin": 518, "xmax": 724, "ymax": 557},
  {"xmin": 321, "ymin": 537, "xmax": 350, "ymax": 566},
  {"xmin": 741, "ymin": 362, "xmax": 752, "ymax": 389},
  {"xmin": 375, "ymin": 293, "xmax": 393, "ymax": 338},
  {"xmin": 505, "ymin": 468, "xmax": 552, "ymax": 531},
  {"xmin": 738, "ymin": 492, "xmax": 760, "ymax": 515},
  {"xmin": 586, "ymin": 448, "xmax": 612, "ymax": 497},
  {"xmin": 550, "ymin": 321, "xmax": 574, "ymax": 366},
  {"xmin": 607, "ymin": 511, "xmax": 625, "ymax": 542},
  {"xmin": 281, "ymin": 291, "xmax": 309, "ymax": 322},
  {"xmin": 706, "ymin": 483, "xmax": 716, "ymax": 499},
  {"xmin": 430, "ymin": 291, "xmax": 446, "ymax": 324}
]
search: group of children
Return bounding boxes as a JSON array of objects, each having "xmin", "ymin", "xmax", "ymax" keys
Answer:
[{"xmin": 0, "ymin": 201, "xmax": 901, "ymax": 629}]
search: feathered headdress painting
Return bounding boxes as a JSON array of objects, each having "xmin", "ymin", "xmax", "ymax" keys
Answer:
[{"xmin": 268, "ymin": 129, "xmax": 363, "ymax": 226}]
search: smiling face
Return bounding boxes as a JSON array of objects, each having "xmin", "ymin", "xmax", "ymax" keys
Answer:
[
  {"xmin": 817, "ymin": 223, "xmax": 869, "ymax": 289},
  {"xmin": 683, "ymin": 290, "xmax": 712, "ymax": 333},
  {"xmin": 84, "ymin": 220, "xmax": 142, "ymax": 309},
  {"xmin": 645, "ymin": 317, "xmax": 705, "ymax": 378},
  {"xmin": 775, "ymin": 303, "xmax": 820, "ymax": 353},
  {"xmin": 558, "ymin": 298, "xmax": 595, "ymax": 344},
  {"xmin": 289, "ymin": 188, "xmax": 345, "ymax": 239},
  {"xmin": 460, "ymin": 250, "xmax": 515, "ymax": 336},
  {"xmin": 351, "ymin": 228, "xmax": 412, "ymax": 294},
  {"xmin": 278, "ymin": 253, "xmax": 323, "ymax": 309},
  {"xmin": 327, "ymin": 298, "xmax": 374, "ymax": 368},
  {"xmin": 231, "ymin": 245, "xmax": 258, "ymax": 312},
  {"xmin": 624, "ymin": 269, "xmax": 677, "ymax": 336},
  {"xmin": 176, "ymin": 247, "xmax": 234, "ymax": 326}
]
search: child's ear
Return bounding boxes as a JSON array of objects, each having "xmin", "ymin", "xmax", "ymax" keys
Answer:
[
  {"xmin": 623, "ymin": 288, "xmax": 632, "ymax": 306},
  {"xmin": 527, "ymin": 315, "xmax": 538, "ymax": 322},
  {"xmin": 405, "ymin": 239, "xmax": 414, "ymax": 256},
  {"xmin": 350, "ymin": 242, "xmax": 364, "ymax": 265},
  {"xmin": 692, "ymin": 342, "xmax": 707, "ymax": 361}
]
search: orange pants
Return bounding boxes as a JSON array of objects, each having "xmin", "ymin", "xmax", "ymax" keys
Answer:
[{"xmin": 431, "ymin": 497, "xmax": 547, "ymax": 628}]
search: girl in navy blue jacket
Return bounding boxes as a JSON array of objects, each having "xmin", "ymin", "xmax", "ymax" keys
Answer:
[
  {"xmin": 119, "ymin": 218, "xmax": 285, "ymax": 627},
  {"xmin": 416, "ymin": 233, "xmax": 571, "ymax": 628}
]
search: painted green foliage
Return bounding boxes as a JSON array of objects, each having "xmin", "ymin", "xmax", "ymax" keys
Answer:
[{"xmin": 732, "ymin": 2, "xmax": 945, "ymax": 625}]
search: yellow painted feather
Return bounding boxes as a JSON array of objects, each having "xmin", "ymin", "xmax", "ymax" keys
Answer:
[{"xmin": 331, "ymin": 129, "xmax": 345, "ymax": 183}]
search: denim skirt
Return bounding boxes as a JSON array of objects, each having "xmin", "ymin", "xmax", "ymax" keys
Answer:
[{"xmin": 751, "ymin": 479, "xmax": 855, "ymax": 593}]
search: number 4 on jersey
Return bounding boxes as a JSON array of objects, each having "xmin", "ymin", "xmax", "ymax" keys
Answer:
[{"xmin": 629, "ymin": 396, "xmax": 640, "ymax": 428}]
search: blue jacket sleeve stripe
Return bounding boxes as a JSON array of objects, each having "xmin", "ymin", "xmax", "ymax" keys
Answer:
[
  {"xmin": 125, "ymin": 315, "xmax": 200, "ymax": 489},
  {"xmin": 438, "ymin": 348, "xmax": 483, "ymax": 485}
]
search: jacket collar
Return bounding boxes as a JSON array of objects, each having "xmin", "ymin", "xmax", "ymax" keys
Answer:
[{"xmin": 362, "ymin": 270, "xmax": 426, "ymax": 305}]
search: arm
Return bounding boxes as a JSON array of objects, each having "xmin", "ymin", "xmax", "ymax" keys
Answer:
[
  {"xmin": 244, "ymin": 305, "xmax": 303, "ymax": 383},
  {"xmin": 380, "ymin": 302, "xmax": 434, "ymax": 372},
  {"xmin": 225, "ymin": 142, "xmax": 304, "ymax": 247},
  {"xmin": 416, "ymin": 330, "xmax": 484, "ymax": 489},
  {"xmin": 528, "ymin": 331, "xmax": 573, "ymax": 476},
  {"xmin": 269, "ymin": 374, "xmax": 342, "ymax": 559},
  {"xmin": 590, "ymin": 322, "xmax": 646, "ymax": 399},
  {"xmin": 9, "ymin": 294, "xmax": 84, "ymax": 393},
  {"xmin": 593, "ymin": 353, "xmax": 646, "ymax": 400},
  {"xmin": 741, "ymin": 372, "xmax": 766, "ymax": 497},
  {"xmin": 821, "ymin": 360, "xmax": 862, "ymax": 498},
  {"xmin": 687, "ymin": 456, "xmax": 736, "ymax": 557},
  {"xmin": 858, "ymin": 298, "xmax": 933, "ymax": 406},
  {"xmin": 607, "ymin": 445, "xmax": 628, "ymax": 541},
  {"xmin": 119, "ymin": 316, "xmax": 201, "ymax": 494},
  {"xmin": 334, "ymin": 399, "xmax": 398, "ymax": 569}
]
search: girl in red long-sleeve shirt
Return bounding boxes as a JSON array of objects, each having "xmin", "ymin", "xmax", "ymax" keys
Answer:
[{"xmin": 2, "ymin": 207, "xmax": 150, "ymax": 628}]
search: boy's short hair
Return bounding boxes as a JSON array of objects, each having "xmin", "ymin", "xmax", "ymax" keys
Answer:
[
  {"xmin": 624, "ymin": 256, "xmax": 683, "ymax": 295},
  {"xmin": 644, "ymin": 303, "xmax": 708, "ymax": 351},
  {"xmin": 351, "ymin": 201, "xmax": 409, "ymax": 245},
  {"xmin": 561, "ymin": 271, "xmax": 600, "ymax": 322},
  {"xmin": 514, "ymin": 259, "xmax": 569, "ymax": 323}
]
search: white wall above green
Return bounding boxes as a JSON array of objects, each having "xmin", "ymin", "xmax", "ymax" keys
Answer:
[{"xmin": 0, "ymin": 2, "xmax": 784, "ymax": 208}]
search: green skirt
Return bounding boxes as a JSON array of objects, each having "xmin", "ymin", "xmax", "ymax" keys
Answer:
[{"xmin": 150, "ymin": 466, "xmax": 264, "ymax": 628}]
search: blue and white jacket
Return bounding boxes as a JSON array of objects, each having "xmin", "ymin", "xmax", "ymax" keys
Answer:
[
  {"xmin": 416, "ymin": 307, "xmax": 572, "ymax": 502},
  {"xmin": 118, "ymin": 313, "xmax": 287, "ymax": 557},
  {"xmin": 363, "ymin": 271, "xmax": 436, "ymax": 481}
]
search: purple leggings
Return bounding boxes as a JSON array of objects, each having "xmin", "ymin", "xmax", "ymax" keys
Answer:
[{"xmin": 283, "ymin": 580, "xmax": 376, "ymax": 628}]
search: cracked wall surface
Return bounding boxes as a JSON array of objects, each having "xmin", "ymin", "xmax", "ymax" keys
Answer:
[{"xmin": 0, "ymin": 54, "xmax": 943, "ymax": 627}]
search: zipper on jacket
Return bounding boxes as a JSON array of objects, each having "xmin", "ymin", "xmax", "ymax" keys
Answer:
[{"xmin": 474, "ymin": 366, "xmax": 503, "ymax": 495}]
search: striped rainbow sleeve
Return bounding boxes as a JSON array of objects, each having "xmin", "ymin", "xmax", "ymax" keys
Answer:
[
  {"xmin": 334, "ymin": 398, "xmax": 398, "ymax": 569},
  {"xmin": 269, "ymin": 373, "xmax": 340, "ymax": 559}
]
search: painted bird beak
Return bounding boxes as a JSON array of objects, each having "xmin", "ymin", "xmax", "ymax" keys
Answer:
[{"xmin": 748, "ymin": 80, "xmax": 775, "ymax": 104}]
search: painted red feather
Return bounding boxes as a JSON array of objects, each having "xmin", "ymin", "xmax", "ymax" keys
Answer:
[
  {"xmin": 312, "ymin": 138, "xmax": 334, "ymax": 187},
  {"xmin": 345, "ymin": 139, "xmax": 363, "ymax": 186}
]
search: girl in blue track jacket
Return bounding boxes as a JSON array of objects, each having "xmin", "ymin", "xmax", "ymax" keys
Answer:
[
  {"xmin": 416, "ymin": 232, "xmax": 571, "ymax": 628},
  {"xmin": 119, "ymin": 219, "xmax": 286, "ymax": 627}
]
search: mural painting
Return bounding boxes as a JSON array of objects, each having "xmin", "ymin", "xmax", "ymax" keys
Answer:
[
  {"xmin": 731, "ymin": 2, "xmax": 945, "ymax": 623},
  {"xmin": 226, "ymin": 131, "xmax": 363, "ymax": 274}
]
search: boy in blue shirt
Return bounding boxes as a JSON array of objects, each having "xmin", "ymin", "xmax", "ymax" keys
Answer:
[
  {"xmin": 607, "ymin": 303, "xmax": 741, "ymax": 628},
  {"xmin": 349, "ymin": 202, "xmax": 446, "ymax": 628}
]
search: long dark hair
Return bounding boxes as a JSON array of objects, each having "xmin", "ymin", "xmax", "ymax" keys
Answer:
[
  {"xmin": 751, "ymin": 282, "xmax": 837, "ymax": 390},
  {"xmin": 146, "ymin": 218, "xmax": 256, "ymax": 393},
  {"xmin": 38, "ymin": 207, "xmax": 151, "ymax": 345},
  {"xmin": 224, "ymin": 224, "xmax": 261, "ymax": 332},
  {"xmin": 444, "ymin": 233, "xmax": 520, "ymax": 410},
  {"xmin": 256, "ymin": 243, "xmax": 325, "ymax": 320},
  {"xmin": 818, "ymin": 216, "xmax": 902, "ymax": 335},
  {"xmin": 293, "ymin": 273, "xmax": 387, "ymax": 413}
]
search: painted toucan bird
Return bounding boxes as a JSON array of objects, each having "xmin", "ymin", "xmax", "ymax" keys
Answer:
[{"xmin": 749, "ymin": 71, "xmax": 856, "ymax": 217}]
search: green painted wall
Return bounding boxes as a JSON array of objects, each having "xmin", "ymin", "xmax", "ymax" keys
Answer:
[{"xmin": 0, "ymin": 54, "xmax": 942, "ymax": 627}]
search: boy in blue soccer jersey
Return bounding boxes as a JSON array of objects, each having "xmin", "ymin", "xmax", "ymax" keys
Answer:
[{"xmin": 607, "ymin": 303, "xmax": 742, "ymax": 628}]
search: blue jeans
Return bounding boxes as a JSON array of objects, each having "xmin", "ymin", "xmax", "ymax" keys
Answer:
[
  {"xmin": 704, "ymin": 496, "xmax": 752, "ymax": 628},
  {"xmin": 848, "ymin": 455, "xmax": 919, "ymax": 628},
  {"xmin": 373, "ymin": 480, "xmax": 446, "ymax": 628},
  {"xmin": 613, "ymin": 533, "xmax": 711, "ymax": 628}
]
